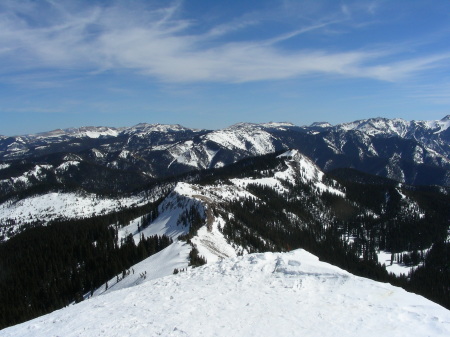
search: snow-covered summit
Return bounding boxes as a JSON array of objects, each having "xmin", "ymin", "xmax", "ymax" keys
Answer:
[
  {"xmin": 3, "ymin": 249, "xmax": 449, "ymax": 337},
  {"xmin": 277, "ymin": 149, "xmax": 325, "ymax": 182},
  {"xmin": 25, "ymin": 126, "xmax": 121, "ymax": 140},
  {"xmin": 336, "ymin": 117, "xmax": 411, "ymax": 137},
  {"xmin": 309, "ymin": 121, "xmax": 333, "ymax": 128},
  {"xmin": 424, "ymin": 115, "xmax": 450, "ymax": 133},
  {"xmin": 123, "ymin": 123, "xmax": 204, "ymax": 135},
  {"xmin": 335, "ymin": 115, "xmax": 450, "ymax": 137},
  {"xmin": 204, "ymin": 123, "xmax": 279, "ymax": 155},
  {"xmin": 227, "ymin": 121, "xmax": 294, "ymax": 131},
  {"xmin": 259, "ymin": 121, "xmax": 295, "ymax": 129},
  {"xmin": 278, "ymin": 149, "xmax": 345, "ymax": 195},
  {"xmin": 229, "ymin": 149, "xmax": 344, "ymax": 198}
]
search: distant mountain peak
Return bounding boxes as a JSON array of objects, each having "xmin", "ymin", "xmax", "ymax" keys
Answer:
[
  {"xmin": 129, "ymin": 123, "xmax": 194, "ymax": 131},
  {"xmin": 437, "ymin": 115, "xmax": 450, "ymax": 129},
  {"xmin": 227, "ymin": 122, "xmax": 258, "ymax": 128},
  {"xmin": 260, "ymin": 121, "xmax": 295, "ymax": 128},
  {"xmin": 227, "ymin": 122, "xmax": 294, "ymax": 130},
  {"xmin": 309, "ymin": 121, "xmax": 333, "ymax": 129},
  {"xmin": 23, "ymin": 126, "xmax": 121, "ymax": 140}
]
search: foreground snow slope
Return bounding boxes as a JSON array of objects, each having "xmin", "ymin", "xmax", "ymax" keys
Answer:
[
  {"xmin": 91, "ymin": 241, "xmax": 191, "ymax": 298},
  {"xmin": 3, "ymin": 249, "xmax": 449, "ymax": 337}
]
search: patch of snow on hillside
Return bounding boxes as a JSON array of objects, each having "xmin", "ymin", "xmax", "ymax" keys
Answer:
[
  {"xmin": 174, "ymin": 182, "xmax": 255, "ymax": 203},
  {"xmin": 91, "ymin": 148, "xmax": 105, "ymax": 158},
  {"xmin": 127, "ymin": 123, "xmax": 195, "ymax": 135},
  {"xmin": 118, "ymin": 188, "xmax": 202, "ymax": 245},
  {"xmin": 437, "ymin": 116, "xmax": 450, "ymax": 130},
  {"xmin": 118, "ymin": 150, "xmax": 130, "ymax": 159},
  {"xmin": 207, "ymin": 130, "xmax": 248, "ymax": 151},
  {"xmin": 426, "ymin": 115, "xmax": 450, "ymax": 133},
  {"xmin": 175, "ymin": 150, "xmax": 201, "ymax": 168},
  {"xmin": 423, "ymin": 147, "xmax": 450, "ymax": 165},
  {"xmin": 4, "ymin": 249, "xmax": 450, "ymax": 337},
  {"xmin": 25, "ymin": 127, "xmax": 121, "ymax": 140},
  {"xmin": 119, "ymin": 181, "xmax": 242, "ymax": 263},
  {"xmin": 323, "ymin": 137, "xmax": 341, "ymax": 153},
  {"xmin": 119, "ymin": 201, "xmax": 191, "ymax": 244},
  {"xmin": 9, "ymin": 165, "xmax": 53, "ymax": 185},
  {"xmin": 191, "ymin": 215, "xmax": 238, "ymax": 263},
  {"xmin": 377, "ymin": 250, "xmax": 423, "ymax": 276},
  {"xmin": 151, "ymin": 143, "xmax": 173, "ymax": 151},
  {"xmin": 230, "ymin": 150, "xmax": 345, "ymax": 197},
  {"xmin": 56, "ymin": 161, "xmax": 80, "ymax": 172},
  {"xmin": 413, "ymin": 146, "xmax": 424, "ymax": 164},
  {"xmin": 34, "ymin": 145, "xmax": 50, "ymax": 151},
  {"xmin": 211, "ymin": 184, "xmax": 256, "ymax": 201},
  {"xmin": 205, "ymin": 146, "xmax": 219, "ymax": 165},
  {"xmin": 0, "ymin": 192, "xmax": 145, "ymax": 227},
  {"xmin": 231, "ymin": 176, "xmax": 288, "ymax": 194},
  {"xmin": 81, "ymin": 129, "xmax": 119, "ymax": 138},
  {"xmin": 279, "ymin": 150, "xmax": 322, "ymax": 181},
  {"xmin": 91, "ymin": 241, "xmax": 191, "ymax": 298},
  {"xmin": 6, "ymin": 141, "xmax": 28, "ymax": 152},
  {"xmin": 243, "ymin": 130, "xmax": 276, "ymax": 154},
  {"xmin": 259, "ymin": 122, "xmax": 294, "ymax": 131},
  {"xmin": 168, "ymin": 141, "xmax": 208, "ymax": 169},
  {"xmin": 206, "ymin": 127, "xmax": 276, "ymax": 155},
  {"xmin": 278, "ymin": 150, "xmax": 345, "ymax": 196},
  {"xmin": 63, "ymin": 154, "xmax": 83, "ymax": 161}
]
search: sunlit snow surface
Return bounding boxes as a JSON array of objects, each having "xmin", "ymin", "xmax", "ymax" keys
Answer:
[
  {"xmin": 377, "ymin": 250, "xmax": 426, "ymax": 276},
  {"xmin": 3, "ymin": 249, "xmax": 449, "ymax": 337},
  {"xmin": 91, "ymin": 241, "xmax": 192, "ymax": 298},
  {"xmin": 0, "ymin": 192, "xmax": 146, "ymax": 225}
]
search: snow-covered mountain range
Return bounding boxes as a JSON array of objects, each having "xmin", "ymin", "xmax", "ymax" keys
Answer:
[{"xmin": 1, "ymin": 116, "xmax": 449, "ymax": 190}]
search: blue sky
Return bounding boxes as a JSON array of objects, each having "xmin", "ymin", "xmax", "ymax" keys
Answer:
[{"xmin": 1, "ymin": 0, "xmax": 450, "ymax": 136}]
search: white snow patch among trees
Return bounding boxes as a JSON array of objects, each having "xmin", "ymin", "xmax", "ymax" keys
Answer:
[{"xmin": 0, "ymin": 192, "xmax": 145, "ymax": 226}]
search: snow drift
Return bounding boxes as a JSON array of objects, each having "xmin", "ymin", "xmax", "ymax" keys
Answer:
[{"xmin": 2, "ymin": 249, "xmax": 449, "ymax": 337}]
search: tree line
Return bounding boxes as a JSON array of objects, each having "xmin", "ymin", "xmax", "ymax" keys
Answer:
[{"xmin": 0, "ymin": 199, "xmax": 171, "ymax": 329}]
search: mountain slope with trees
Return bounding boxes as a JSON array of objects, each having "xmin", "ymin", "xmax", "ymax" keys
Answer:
[{"xmin": 0, "ymin": 149, "xmax": 448, "ymax": 329}]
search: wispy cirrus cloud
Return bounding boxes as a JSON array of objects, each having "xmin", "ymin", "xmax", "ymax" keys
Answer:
[
  {"xmin": 409, "ymin": 81, "xmax": 450, "ymax": 105},
  {"xmin": 0, "ymin": 0, "xmax": 449, "ymax": 85}
]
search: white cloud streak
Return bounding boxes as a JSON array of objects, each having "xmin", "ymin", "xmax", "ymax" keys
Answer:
[{"xmin": 0, "ymin": 0, "xmax": 449, "ymax": 84}]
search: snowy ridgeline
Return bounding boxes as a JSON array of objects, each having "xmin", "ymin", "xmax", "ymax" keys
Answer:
[
  {"xmin": 116, "ymin": 182, "xmax": 240, "ymax": 264},
  {"xmin": 2, "ymin": 249, "xmax": 449, "ymax": 337}
]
